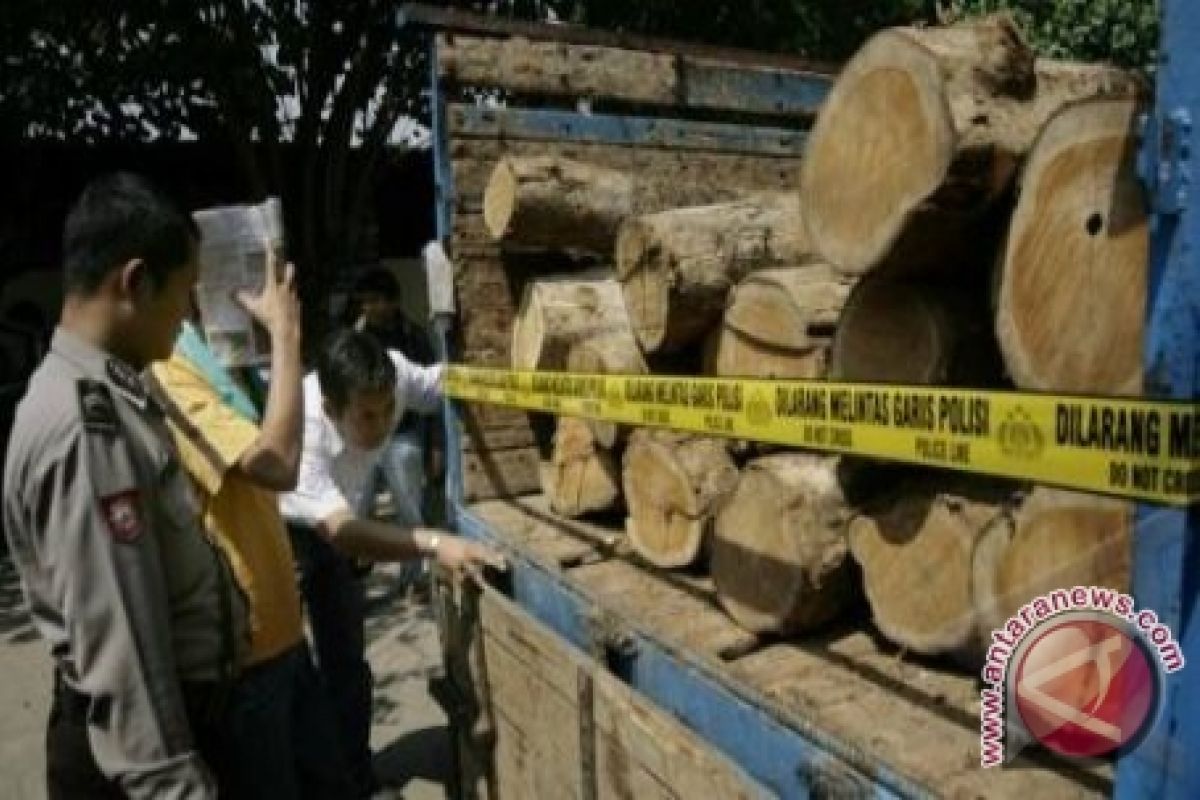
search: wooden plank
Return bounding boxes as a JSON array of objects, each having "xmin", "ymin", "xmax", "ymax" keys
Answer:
[
  {"xmin": 469, "ymin": 495, "xmax": 615, "ymax": 569},
  {"xmin": 433, "ymin": 32, "xmax": 833, "ymax": 117},
  {"xmin": 463, "ymin": 447, "xmax": 542, "ymax": 502},
  {"xmin": 682, "ymin": 58, "xmax": 829, "ymax": 117},
  {"xmin": 407, "ymin": 6, "xmax": 838, "ymax": 74},
  {"xmin": 448, "ymin": 105, "xmax": 808, "ymax": 157},
  {"xmin": 493, "ymin": 714, "xmax": 536, "ymax": 800},
  {"xmin": 569, "ymin": 559, "xmax": 758, "ymax": 660},
  {"xmin": 476, "ymin": 587, "xmax": 765, "ymax": 800},
  {"xmin": 481, "ymin": 588, "xmax": 585, "ymax": 799},
  {"xmin": 592, "ymin": 667, "xmax": 763, "ymax": 800},
  {"xmin": 439, "ymin": 34, "xmax": 677, "ymax": 106},
  {"xmin": 729, "ymin": 637, "xmax": 1113, "ymax": 798},
  {"xmin": 448, "ymin": 136, "xmax": 801, "ymax": 216},
  {"xmin": 460, "ymin": 423, "xmax": 536, "ymax": 452}
]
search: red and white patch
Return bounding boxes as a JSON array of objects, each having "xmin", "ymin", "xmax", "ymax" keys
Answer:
[{"xmin": 100, "ymin": 491, "xmax": 143, "ymax": 543}]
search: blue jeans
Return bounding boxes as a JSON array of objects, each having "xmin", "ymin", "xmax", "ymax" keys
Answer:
[
  {"xmin": 211, "ymin": 643, "xmax": 351, "ymax": 799},
  {"xmin": 289, "ymin": 525, "xmax": 376, "ymax": 799},
  {"xmin": 374, "ymin": 427, "xmax": 429, "ymax": 588}
]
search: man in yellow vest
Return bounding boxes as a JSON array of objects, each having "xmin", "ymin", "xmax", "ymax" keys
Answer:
[{"xmin": 149, "ymin": 254, "xmax": 350, "ymax": 797}]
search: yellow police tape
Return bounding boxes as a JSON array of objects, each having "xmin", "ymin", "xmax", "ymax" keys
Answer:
[{"xmin": 444, "ymin": 365, "xmax": 1200, "ymax": 506}]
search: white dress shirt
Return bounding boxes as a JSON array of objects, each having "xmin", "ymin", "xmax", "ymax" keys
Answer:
[{"xmin": 280, "ymin": 350, "xmax": 443, "ymax": 526}]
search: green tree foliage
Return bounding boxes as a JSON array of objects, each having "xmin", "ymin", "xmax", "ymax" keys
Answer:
[
  {"xmin": 937, "ymin": 0, "xmax": 1159, "ymax": 68},
  {"xmin": 547, "ymin": 0, "xmax": 936, "ymax": 61},
  {"xmin": 2, "ymin": 1, "xmax": 536, "ymax": 325}
]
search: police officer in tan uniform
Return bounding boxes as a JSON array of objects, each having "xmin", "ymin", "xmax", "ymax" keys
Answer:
[{"xmin": 3, "ymin": 173, "xmax": 246, "ymax": 798}]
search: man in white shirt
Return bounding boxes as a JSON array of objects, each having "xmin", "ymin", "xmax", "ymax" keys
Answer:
[{"xmin": 281, "ymin": 328, "xmax": 502, "ymax": 799}]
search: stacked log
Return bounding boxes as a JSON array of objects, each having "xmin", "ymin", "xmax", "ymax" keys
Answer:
[
  {"xmin": 566, "ymin": 334, "xmax": 647, "ymax": 450},
  {"xmin": 616, "ymin": 193, "xmax": 811, "ymax": 353},
  {"xmin": 485, "ymin": 157, "xmax": 635, "ymax": 254},
  {"xmin": 972, "ymin": 488, "xmax": 1132, "ymax": 636},
  {"xmin": 480, "ymin": 14, "xmax": 1145, "ymax": 661},
  {"xmin": 511, "ymin": 273, "xmax": 635, "ymax": 372},
  {"xmin": 711, "ymin": 455, "xmax": 855, "ymax": 634},
  {"xmin": 541, "ymin": 417, "xmax": 622, "ymax": 517},
  {"xmin": 849, "ymin": 483, "xmax": 1132, "ymax": 664},
  {"xmin": 847, "ymin": 480, "xmax": 1016, "ymax": 662},
  {"xmin": 706, "ymin": 263, "xmax": 854, "ymax": 379},
  {"xmin": 994, "ymin": 96, "xmax": 1147, "ymax": 395},
  {"xmin": 827, "ymin": 275, "xmax": 1004, "ymax": 386},
  {"xmin": 622, "ymin": 431, "xmax": 739, "ymax": 569},
  {"xmin": 800, "ymin": 15, "xmax": 1140, "ymax": 277}
]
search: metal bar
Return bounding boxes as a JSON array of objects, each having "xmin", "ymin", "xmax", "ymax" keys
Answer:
[
  {"xmin": 447, "ymin": 104, "xmax": 808, "ymax": 156},
  {"xmin": 397, "ymin": 2, "xmax": 837, "ymax": 75},
  {"xmin": 429, "ymin": 34, "xmax": 465, "ymax": 530},
  {"xmin": 1116, "ymin": 0, "xmax": 1200, "ymax": 797}
]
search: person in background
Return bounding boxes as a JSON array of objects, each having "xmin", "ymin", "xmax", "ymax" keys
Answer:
[
  {"xmin": 147, "ymin": 254, "xmax": 351, "ymax": 798},
  {"xmin": 349, "ymin": 267, "xmax": 441, "ymax": 596},
  {"xmin": 3, "ymin": 172, "xmax": 239, "ymax": 798},
  {"xmin": 281, "ymin": 328, "xmax": 503, "ymax": 799}
]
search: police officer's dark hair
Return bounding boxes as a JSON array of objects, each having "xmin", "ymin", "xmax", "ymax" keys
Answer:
[
  {"xmin": 353, "ymin": 268, "xmax": 400, "ymax": 300},
  {"xmin": 317, "ymin": 329, "xmax": 397, "ymax": 412},
  {"xmin": 63, "ymin": 172, "xmax": 200, "ymax": 295}
]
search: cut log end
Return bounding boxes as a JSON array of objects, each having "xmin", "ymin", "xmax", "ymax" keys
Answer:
[
  {"xmin": 973, "ymin": 488, "xmax": 1132, "ymax": 634},
  {"xmin": 617, "ymin": 194, "xmax": 812, "ymax": 353},
  {"xmin": 801, "ymin": 24, "xmax": 987, "ymax": 273},
  {"xmin": 483, "ymin": 158, "xmax": 518, "ymax": 240},
  {"xmin": 995, "ymin": 97, "xmax": 1147, "ymax": 395},
  {"xmin": 849, "ymin": 482, "xmax": 1012, "ymax": 660},
  {"xmin": 512, "ymin": 274, "xmax": 634, "ymax": 372},
  {"xmin": 712, "ymin": 455, "xmax": 855, "ymax": 635},
  {"xmin": 542, "ymin": 417, "xmax": 621, "ymax": 518},
  {"xmin": 623, "ymin": 432, "xmax": 738, "ymax": 569}
]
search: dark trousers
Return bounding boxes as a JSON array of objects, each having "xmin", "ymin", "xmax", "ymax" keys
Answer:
[
  {"xmin": 211, "ymin": 643, "xmax": 352, "ymax": 799},
  {"xmin": 47, "ymin": 644, "xmax": 351, "ymax": 800},
  {"xmin": 289, "ymin": 524, "xmax": 376, "ymax": 799}
]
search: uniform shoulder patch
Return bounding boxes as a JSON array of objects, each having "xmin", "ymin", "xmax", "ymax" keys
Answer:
[
  {"xmin": 100, "ymin": 490, "xmax": 143, "ymax": 543},
  {"xmin": 77, "ymin": 380, "xmax": 118, "ymax": 435}
]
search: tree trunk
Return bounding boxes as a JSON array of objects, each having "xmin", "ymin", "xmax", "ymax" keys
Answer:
[
  {"xmin": 566, "ymin": 333, "xmax": 648, "ymax": 449},
  {"xmin": 800, "ymin": 14, "xmax": 1140, "ymax": 275},
  {"xmin": 848, "ymin": 480, "xmax": 1016, "ymax": 661},
  {"xmin": 616, "ymin": 193, "xmax": 812, "ymax": 353},
  {"xmin": 511, "ymin": 272, "xmax": 635, "ymax": 371},
  {"xmin": 541, "ymin": 417, "xmax": 622, "ymax": 518},
  {"xmin": 994, "ymin": 96, "xmax": 1147, "ymax": 395},
  {"xmin": 972, "ymin": 488, "xmax": 1132, "ymax": 636},
  {"xmin": 484, "ymin": 156, "xmax": 635, "ymax": 254},
  {"xmin": 622, "ymin": 430, "xmax": 739, "ymax": 569},
  {"xmin": 827, "ymin": 274, "xmax": 1004, "ymax": 386},
  {"xmin": 712, "ymin": 455, "xmax": 855, "ymax": 635},
  {"xmin": 706, "ymin": 263, "xmax": 854, "ymax": 379}
]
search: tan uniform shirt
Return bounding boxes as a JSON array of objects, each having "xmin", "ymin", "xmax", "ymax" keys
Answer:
[{"xmin": 2, "ymin": 328, "xmax": 248, "ymax": 798}]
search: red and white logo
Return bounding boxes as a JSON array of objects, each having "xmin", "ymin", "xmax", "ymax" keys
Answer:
[
  {"xmin": 1013, "ymin": 615, "xmax": 1159, "ymax": 759},
  {"xmin": 980, "ymin": 588, "xmax": 1182, "ymax": 768}
]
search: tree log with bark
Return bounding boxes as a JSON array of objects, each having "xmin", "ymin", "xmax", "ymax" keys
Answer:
[
  {"xmin": 622, "ymin": 430, "xmax": 739, "ymax": 569},
  {"xmin": 712, "ymin": 455, "xmax": 856, "ymax": 635}
]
